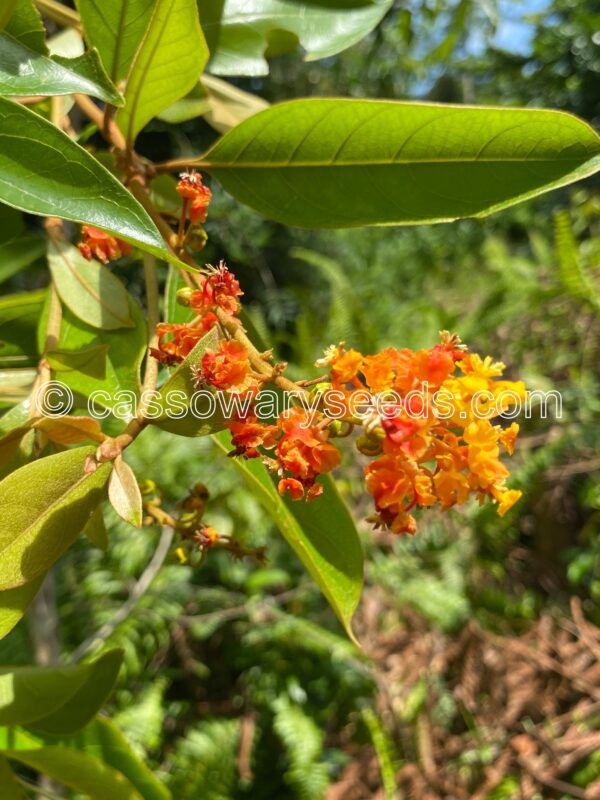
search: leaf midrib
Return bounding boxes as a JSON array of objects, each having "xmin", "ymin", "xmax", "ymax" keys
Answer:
[{"xmin": 203, "ymin": 154, "xmax": 600, "ymax": 168}]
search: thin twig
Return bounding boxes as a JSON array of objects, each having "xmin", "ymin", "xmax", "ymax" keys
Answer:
[{"xmin": 69, "ymin": 526, "xmax": 174, "ymax": 663}]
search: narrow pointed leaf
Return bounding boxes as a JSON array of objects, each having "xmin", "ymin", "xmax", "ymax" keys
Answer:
[
  {"xmin": 202, "ymin": 99, "xmax": 600, "ymax": 227},
  {"xmin": 0, "ymin": 446, "xmax": 111, "ymax": 589},
  {"xmin": 0, "ymin": 32, "xmax": 122, "ymax": 103},
  {"xmin": 108, "ymin": 456, "xmax": 142, "ymax": 528},
  {"xmin": 117, "ymin": 0, "xmax": 208, "ymax": 145},
  {"xmin": 83, "ymin": 505, "xmax": 108, "ymax": 550},
  {"xmin": 0, "ymin": 98, "xmax": 176, "ymax": 261},
  {"xmin": 213, "ymin": 430, "xmax": 363, "ymax": 642}
]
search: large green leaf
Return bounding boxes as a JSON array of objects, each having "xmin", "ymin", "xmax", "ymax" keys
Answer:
[
  {"xmin": 0, "ymin": 446, "xmax": 111, "ymax": 589},
  {"xmin": 152, "ymin": 326, "xmax": 226, "ymax": 436},
  {"xmin": 0, "ymin": 717, "xmax": 170, "ymax": 800},
  {"xmin": 63, "ymin": 717, "xmax": 171, "ymax": 800},
  {"xmin": 202, "ymin": 0, "xmax": 392, "ymax": 77},
  {"xmin": 75, "ymin": 0, "xmax": 155, "ymax": 82},
  {"xmin": 201, "ymin": 99, "xmax": 600, "ymax": 227},
  {"xmin": 213, "ymin": 430, "xmax": 363, "ymax": 642},
  {"xmin": 117, "ymin": 0, "xmax": 208, "ymax": 145},
  {"xmin": 0, "ymin": 650, "xmax": 122, "ymax": 730},
  {"xmin": 0, "ymin": 576, "xmax": 43, "ymax": 641},
  {"xmin": 3, "ymin": 746, "xmax": 143, "ymax": 800},
  {"xmin": 0, "ymin": 98, "xmax": 173, "ymax": 261},
  {"xmin": 48, "ymin": 238, "xmax": 134, "ymax": 331},
  {"xmin": 0, "ymin": 289, "xmax": 45, "ymax": 370},
  {"xmin": 0, "ymin": 32, "xmax": 122, "ymax": 103}
]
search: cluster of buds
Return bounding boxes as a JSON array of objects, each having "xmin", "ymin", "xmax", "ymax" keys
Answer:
[
  {"xmin": 317, "ymin": 335, "xmax": 525, "ymax": 534},
  {"xmin": 141, "ymin": 480, "xmax": 265, "ymax": 565},
  {"xmin": 151, "ymin": 261, "xmax": 242, "ymax": 365},
  {"xmin": 78, "ymin": 226, "xmax": 132, "ymax": 264}
]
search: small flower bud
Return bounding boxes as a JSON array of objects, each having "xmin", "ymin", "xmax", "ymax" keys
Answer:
[
  {"xmin": 176, "ymin": 287, "xmax": 194, "ymax": 306},
  {"xmin": 356, "ymin": 432, "xmax": 384, "ymax": 457},
  {"xmin": 139, "ymin": 479, "xmax": 157, "ymax": 496}
]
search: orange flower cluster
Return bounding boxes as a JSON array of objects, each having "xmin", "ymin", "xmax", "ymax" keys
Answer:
[
  {"xmin": 228, "ymin": 407, "xmax": 341, "ymax": 501},
  {"xmin": 151, "ymin": 263, "xmax": 242, "ymax": 365},
  {"xmin": 78, "ymin": 226, "xmax": 132, "ymax": 264},
  {"xmin": 176, "ymin": 171, "xmax": 212, "ymax": 224},
  {"xmin": 319, "ymin": 335, "xmax": 525, "ymax": 534}
]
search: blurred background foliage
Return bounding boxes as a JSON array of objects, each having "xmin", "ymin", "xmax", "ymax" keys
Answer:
[{"xmin": 2, "ymin": 0, "xmax": 600, "ymax": 797}]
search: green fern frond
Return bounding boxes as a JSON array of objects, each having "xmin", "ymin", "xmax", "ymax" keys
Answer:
[{"xmin": 554, "ymin": 210, "xmax": 600, "ymax": 314}]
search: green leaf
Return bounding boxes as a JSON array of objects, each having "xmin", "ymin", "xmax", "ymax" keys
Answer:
[
  {"xmin": 29, "ymin": 651, "xmax": 123, "ymax": 736},
  {"xmin": 0, "ymin": 576, "xmax": 43, "ymax": 641},
  {"xmin": 51, "ymin": 301, "xmax": 147, "ymax": 411},
  {"xmin": 151, "ymin": 326, "xmax": 226, "ymax": 437},
  {"xmin": 0, "ymin": 755, "xmax": 25, "ymax": 799},
  {"xmin": 0, "ymin": 32, "xmax": 122, "ymax": 103},
  {"xmin": 47, "ymin": 343, "xmax": 110, "ymax": 379},
  {"xmin": 3, "ymin": 746, "xmax": 143, "ymax": 800},
  {"xmin": 0, "ymin": 289, "xmax": 45, "ymax": 369},
  {"xmin": 0, "ymin": 446, "xmax": 111, "ymax": 590},
  {"xmin": 0, "ymin": 1, "xmax": 18, "ymax": 31},
  {"xmin": 203, "ymin": 0, "xmax": 392, "ymax": 77},
  {"xmin": 0, "ymin": 717, "xmax": 170, "ymax": 800},
  {"xmin": 0, "ymin": 650, "xmax": 122, "ymax": 730},
  {"xmin": 202, "ymin": 99, "xmax": 600, "ymax": 227},
  {"xmin": 75, "ymin": 0, "xmax": 155, "ymax": 82},
  {"xmin": 117, "ymin": 0, "xmax": 208, "ymax": 145},
  {"xmin": 48, "ymin": 238, "xmax": 134, "ymax": 331},
  {"xmin": 0, "ymin": 232, "xmax": 46, "ymax": 286},
  {"xmin": 108, "ymin": 455, "xmax": 142, "ymax": 528},
  {"xmin": 83, "ymin": 504, "xmax": 108, "ymax": 550},
  {"xmin": 5, "ymin": 0, "xmax": 46, "ymax": 53},
  {"xmin": 0, "ymin": 98, "xmax": 175, "ymax": 262},
  {"xmin": 213, "ymin": 430, "xmax": 363, "ymax": 642}
]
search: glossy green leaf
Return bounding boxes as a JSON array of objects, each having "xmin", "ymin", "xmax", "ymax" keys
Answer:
[
  {"xmin": 0, "ymin": 446, "xmax": 111, "ymax": 589},
  {"xmin": 0, "ymin": 32, "xmax": 122, "ymax": 103},
  {"xmin": 3, "ymin": 746, "xmax": 143, "ymax": 800},
  {"xmin": 117, "ymin": 0, "xmax": 208, "ymax": 145},
  {"xmin": 0, "ymin": 755, "xmax": 25, "ymax": 799},
  {"xmin": 0, "ymin": 650, "xmax": 122, "ymax": 730},
  {"xmin": 48, "ymin": 238, "xmax": 134, "ymax": 331},
  {"xmin": 202, "ymin": 99, "xmax": 600, "ymax": 227},
  {"xmin": 0, "ymin": 98, "xmax": 174, "ymax": 261},
  {"xmin": 5, "ymin": 0, "xmax": 46, "ymax": 52},
  {"xmin": 75, "ymin": 0, "xmax": 155, "ymax": 82},
  {"xmin": 152, "ymin": 326, "xmax": 226, "ymax": 437},
  {"xmin": 203, "ymin": 0, "xmax": 392, "ymax": 76},
  {"xmin": 213, "ymin": 430, "xmax": 363, "ymax": 642},
  {"xmin": 0, "ymin": 576, "xmax": 43, "ymax": 641}
]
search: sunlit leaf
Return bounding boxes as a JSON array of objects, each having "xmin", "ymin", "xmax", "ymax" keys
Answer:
[{"xmin": 202, "ymin": 99, "xmax": 600, "ymax": 227}]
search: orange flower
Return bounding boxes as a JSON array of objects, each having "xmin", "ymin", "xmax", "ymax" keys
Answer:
[
  {"xmin": 151, "ymin": 323, "xmax": 206, "ymax": 365},
  {"xmin": 278, "ymin": 477, "xmax": 304, "ymax": 501},
  {"xmin": 78, "ymin": 226, "xmax": 132, "ymax": 264},
  {"xmin": 177, "ymin": 171, "xmax": 212, "ymax": 223},
  {"xmin": 190, "ymin": 262, "xmax": 243, "ymax": 318},
  {"xmin": 200, "ymin": 340, "xmax": 252, "ymax": 392},
  {"xmin": 227, "ymin": 413, "xmax": 277, "ymax": 458}
]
